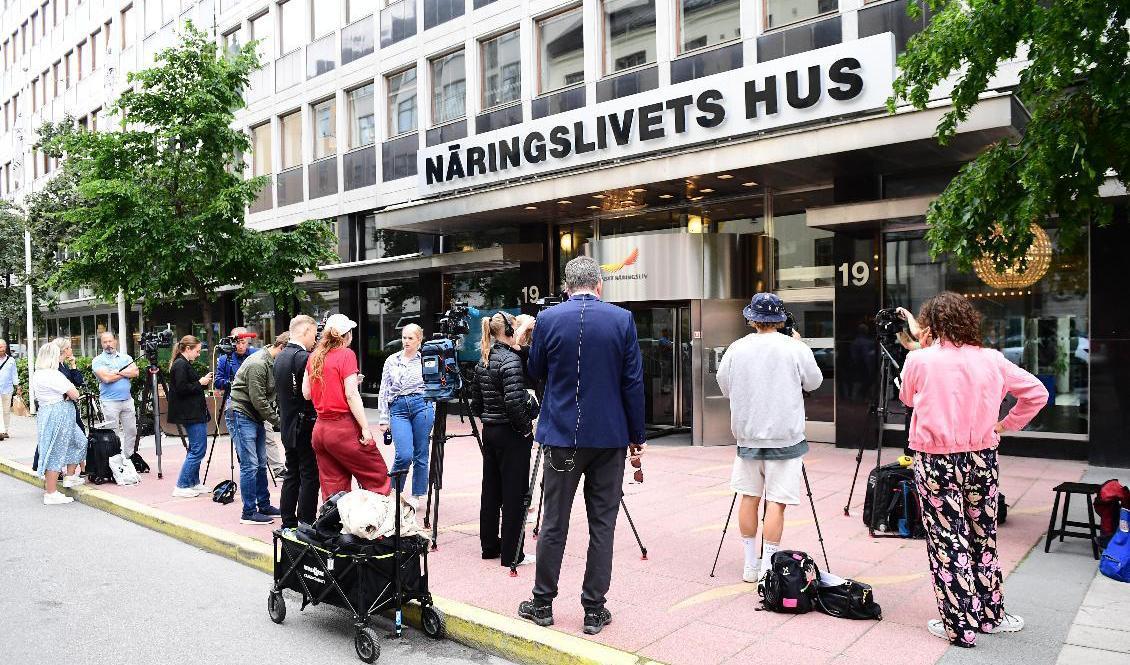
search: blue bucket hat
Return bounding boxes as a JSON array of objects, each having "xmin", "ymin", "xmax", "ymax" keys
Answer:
[{"xmin": 743, "ymin": 293, "xmax": 787, "ymax": 323}]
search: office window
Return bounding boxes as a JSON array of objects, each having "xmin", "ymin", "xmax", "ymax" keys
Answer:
[
  {"xmin": 21, "ymin": 22, "xmax": 27, "ymax": 55},
  {"xmin": 89, "ymin": 31, "xmax": 99, "ymax": 72},
  {"xmin": 223, "ymin": 27, "xmax": 241, "ymax": 55},
  {"xmin": 765, "ymin": 0, "xmax": 837, "ymax": 30},
  {"xmin": 144, "ymin": 0, "xmax": 161, "ymax": 34},
  {"xmin": 386, "ymin": 68, "xmax": 417, "ymax": 137},
  {"xmin": 481, "ymin": 30, "xmax": 521, "ymax": 109},
  {"xmin": 76, "ymin": 41, "xmax": 87, "ymax": 80},
  {"xmin": 162, "ymin": 0, "xmax": 178, "ymax": 25},
  {"xmin": 678, "ymin": 0, "xmax": 740, "ymax": 53},
  {"xmin": 313, "ymin": 0, "xmax": 339, "ymax": 38},
  {"xmin": 91, "ymin": 107, "xmax": 100, "ymax": 131},
  {"xmin": 250, "ymin": 122, "xmax": 272, "ymax": 175},
  {"xmin": 537, "ymin": 8, "xmax": 584, "ymax": 93},
  {"xmin": 279, "ymin": 0, "xmax": 305, "ymax": 55},
  {"xmin": 312, "ymin": 98, "xmax": 336, "ymax": 159},
  {"xmin": 601, "ymin": 0, "xmax": 656, "ymax": 74},
  {"xmin": 39, "ymin": 73, "xmax": 48, "ymax": 105},
  {"xmin": 280, "ymin": 111, "xmax": 302, "ymax": 169},
  {"xmin": 348, "ymin": 0, "xmax": 377, "ymax": 22},
  {"xmin": 31, "ymin": 13, "xmax": 39, "ymax": 47},
  {"xmin": 121, "ymin": 5, "xmax": 134, "ymax": 48},
  {"xmin": 53, "ymin": 61, "xmax": 61, "ymax": 96},
  {"xmin": 65, "ymin": 51, "xmax": 74, "ymax": 87},
  {"xmin": 2, "ymin": 101, "xmax": 8, "ymax": 132},
  {"xmin": 430, "ymin": 50, "xmax": 465, "ymax": 125},
  {"xmin": 31, "ymin": 79, "xmax": 38, "ymax": 112},
  {"xmin": 347, "ymin": 83, "xmax": 375, "ymax": 148},
  {"xmin": 54, "ymin": 0, "xmax": 62, "ymax": 25},
  {"xmin": 250, "ymin": 12, "xmax": 273, "ymax": 60}
]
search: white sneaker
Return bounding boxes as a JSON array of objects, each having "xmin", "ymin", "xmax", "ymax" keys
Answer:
[
  {"xmin": 191, "ymin": 484, "xmax": 209, "ymax": 493},
  {"xmin": 743, "ymin": 564, "xmax": 760, "ymax": 583},
  {"xmin": 171, "ymin": 487, "xmax": 200, "ymax": 498},
  {"xmin": 983, "ymin": 613, "xmax": 1025, "ymax": 633},
  {"xmin": 927, "ymin": 619, "xmax": 950, "ymax": 641},
  {"xmin": 43, "ymin": 492, "xmax": 74, "ymax": 505},
  {"xmin": 62, "ymin": 475, "xmax": 86, "ymax": 488}
]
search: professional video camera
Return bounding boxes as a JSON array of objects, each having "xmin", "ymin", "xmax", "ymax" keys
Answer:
[
  {"xmin": 780, "ymin": 310, "xmax": 799, "ymax": 338},
  {"xmin": 874, "ymin": 307, "xmax": 907, "ymax": 342},
  {"xmin": 436, "ymin": 301, "xmax": 470, "ymax": 339},
  {"xmin": 140, "ymin": 327, "xmax": 174, "ymax": 364},
  {"xmin": 215, "ymin": 331, "xmax": 259, "ymax": 356}
]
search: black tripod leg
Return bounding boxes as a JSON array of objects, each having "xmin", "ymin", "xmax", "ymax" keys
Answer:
[
  {"xmin": 710, "ymin": 493, "xmax": 738, "ymax": 577},
  {"xmin": 533, "ymin": 454, "xmax": 547, "ymax": 539},
  {"xmin": 802, "ymin": 464, "xmax": 829, "ymax": 572},
  {"xmin": 511, "ymin": 443, "xmax": 544, "ymax": 576},
  {"xmin": 844, "ymin": 401, "xmax": 875, "ymax": 516},
  {"xmin": 620, "ymin": 499, "xmax": 647, "ymax": 560}
]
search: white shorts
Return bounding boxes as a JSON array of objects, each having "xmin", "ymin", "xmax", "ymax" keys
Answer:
[{"xmin": 730, "ymin": 455, "xmax": 804, "ymax": 505}]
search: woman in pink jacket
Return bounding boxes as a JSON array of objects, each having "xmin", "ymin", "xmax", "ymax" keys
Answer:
[{"xmin": 899, "ymin": 292, "xmax": 1048, "ymax": 648}]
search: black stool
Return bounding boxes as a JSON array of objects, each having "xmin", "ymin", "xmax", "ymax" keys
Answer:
[{"xmin": 1044, "ymin": 481, "xmax": 1101, "ymax": 559}]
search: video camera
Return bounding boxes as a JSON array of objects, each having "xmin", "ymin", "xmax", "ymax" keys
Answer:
[
  {"xmin": 140, "ymin": 327, "xmax": 174, "ymax": 364},
  {"xmin": 534, "ymin": 294, "xmax": 564, "ymax": 311},
  {"xmin": 437, "ymin": 301, "xmax": 470, "ymax": 339},
  {"xmin": 215, "ymin": 331, "xmax": 259, "ymax": 356},
  {"xmin": 874, "ymin": 307, "xmax": 910, "ymax": 370}
]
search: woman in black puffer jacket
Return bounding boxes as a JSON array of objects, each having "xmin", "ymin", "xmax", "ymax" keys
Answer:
[{"xmin": 471, "ymin": 311, "xmax": 537, "ymax": 568}]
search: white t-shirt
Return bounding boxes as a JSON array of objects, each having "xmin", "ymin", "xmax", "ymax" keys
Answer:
[{"xmin": 33, "ymin": 368, "xmax": 76, "ymax": 406}]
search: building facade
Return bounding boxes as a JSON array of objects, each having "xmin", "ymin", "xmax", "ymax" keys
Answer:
[{"xmin": 2, "ymin": 0, "xmax": 1127, "ymax": 464}]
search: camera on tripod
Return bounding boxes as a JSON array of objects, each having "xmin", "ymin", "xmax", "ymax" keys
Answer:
[
  {"xmin": 874, "ymin": 308, "xmax": 907, "ymax": 341},
  {"xmin": 437, "ymin": 301, "xmax": 471, "ymax": 339},
  {"xmin": 215, "ymin": 335, "xmax": 237, "ymax": 355},
  {"xmin": 140, "ymin": 327, "xmax": 174, "ymax": 364},
  {"xmin": 534, "ymin": 294, "xmax": 564, "ymax": 310}
]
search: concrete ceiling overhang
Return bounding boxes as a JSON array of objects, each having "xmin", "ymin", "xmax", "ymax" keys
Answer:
[{"xmin": 374, "ymin": 93, "xmax": 1027, "ymax": 233}]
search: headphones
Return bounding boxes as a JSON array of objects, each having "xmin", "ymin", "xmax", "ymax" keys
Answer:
[{"xmin": 494, "ymin": 311, "xmax": 515, "ymax": 338}]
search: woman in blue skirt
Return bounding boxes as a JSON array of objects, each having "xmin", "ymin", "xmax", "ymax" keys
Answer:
[{"xmin": 32, "ymin": 342, "xmax": 88, "ymax": 505}]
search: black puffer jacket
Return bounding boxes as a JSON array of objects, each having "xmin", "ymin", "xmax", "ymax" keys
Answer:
[{"xmin": 471, "ymin": 343, "xmax": 535, "ymax": 435}]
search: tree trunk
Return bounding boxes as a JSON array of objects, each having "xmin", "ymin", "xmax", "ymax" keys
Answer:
[{"xmin": 200, "ymin": 298, "xmax": 214, "ymax": 347}]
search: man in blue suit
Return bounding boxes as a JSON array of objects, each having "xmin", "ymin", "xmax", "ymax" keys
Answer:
[{"xmin": 518, "ymin": 256, "xmax": 645, "ymax": 635}]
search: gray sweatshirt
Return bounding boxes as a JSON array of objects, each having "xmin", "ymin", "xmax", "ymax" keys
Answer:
[{"xmin": 716, "ymin": 331, "xmax": 824, "ymax": 448}]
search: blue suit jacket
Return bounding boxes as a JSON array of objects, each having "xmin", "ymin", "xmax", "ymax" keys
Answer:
[{"xmin": 528, "ymin": 294, "xmax": 646, "ymax": 448}]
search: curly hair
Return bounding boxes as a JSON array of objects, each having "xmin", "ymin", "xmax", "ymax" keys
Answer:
[{"xmin": 917, "ymin": 291, "xmax": 982, "ymax": 347}]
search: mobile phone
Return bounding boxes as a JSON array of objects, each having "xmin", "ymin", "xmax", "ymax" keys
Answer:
[{"xmin": 383, "ymin": 429, "xmax": 393, "ymax": 446}]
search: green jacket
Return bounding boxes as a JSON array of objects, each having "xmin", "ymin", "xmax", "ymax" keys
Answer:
[{"xmin": 229, "ymin": 350, "xmax": 280, "ymax": 429}]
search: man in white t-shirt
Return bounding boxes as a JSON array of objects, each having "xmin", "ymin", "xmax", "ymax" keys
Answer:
[{"xmin": 717, "ymin": 293, "xmax": 823, "ymax": 583}]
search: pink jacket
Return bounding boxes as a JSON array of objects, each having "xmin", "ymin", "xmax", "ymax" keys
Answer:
[{"xmin": 899, "ymin": 341, "xmax": 1049, "ymax": 454}]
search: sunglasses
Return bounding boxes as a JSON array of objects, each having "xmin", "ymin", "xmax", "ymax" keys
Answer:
[{"xmin": 630, "ymin": 454, "xmax": 643, "ymax": 483}]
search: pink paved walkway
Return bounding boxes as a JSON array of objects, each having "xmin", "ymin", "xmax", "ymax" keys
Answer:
[{"xmin": 9, "ymin": 418, "xmax": 1086, "ymax": 665}]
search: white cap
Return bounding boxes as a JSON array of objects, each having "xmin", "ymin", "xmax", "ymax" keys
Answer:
[{"xmin": 324, "ymin": 313, "xmax": 357, "ymax": 336}]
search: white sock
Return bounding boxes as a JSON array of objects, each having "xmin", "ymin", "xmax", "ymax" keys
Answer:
[
  {"xmin": 760, "ymin": 541, "xmax": 780, "ymax": 575},
  {"xmin": 742, "ymin": 537, "xmax": 759, "ymax": 570}
]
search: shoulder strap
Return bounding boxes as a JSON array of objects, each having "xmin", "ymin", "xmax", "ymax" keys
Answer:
[{"xmin": 0, "ymin": 356, "xmax": 9, "ymax": 371}]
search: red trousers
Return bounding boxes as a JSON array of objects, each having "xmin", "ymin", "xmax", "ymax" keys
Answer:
[{"xmin": 311, "ymin": 414, "xmax": 390, "ymax": 500}]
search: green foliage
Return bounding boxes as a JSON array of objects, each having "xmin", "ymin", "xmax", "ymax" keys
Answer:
[
  {"xmin": 890, "ymin": 0, "xmax": 1130, "ymax": 270},
  {"xmin": 0, "ymin": 202, "xmax": 26, "ymax": 336},
  {"xmin": 38, "ymin": 24, "xmax": 337, "ymax": 342},
  {"xmin": 16, "ymin": 355, "xmax": 212, "ymax": 402}
]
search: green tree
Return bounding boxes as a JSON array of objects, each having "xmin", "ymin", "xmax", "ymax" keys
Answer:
[
  {"xmin": 891, "ymin": 0, "xmax": 1129, "ymax": 269},
  {"xmin": 41, "ymin": 24, "xmax": 336, "ymax": 344},
  {"xmin": 0, "ymin": 201, "xmax": 26, "ymax": 341}
]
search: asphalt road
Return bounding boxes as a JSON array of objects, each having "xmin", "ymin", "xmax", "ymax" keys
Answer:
[{"xmin": 0, "ymin": 473, "xmax": 515, "ymax": 665}]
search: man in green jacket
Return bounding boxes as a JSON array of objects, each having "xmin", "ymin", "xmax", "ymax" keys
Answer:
[{"xmin": 229, "ymin": 332, "xmax": 289, "ymax": 525}]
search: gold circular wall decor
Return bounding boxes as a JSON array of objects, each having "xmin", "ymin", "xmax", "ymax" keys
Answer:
[{"xmin": 973, "ymin": 224, "xmax": 1053, "ymax": 289}]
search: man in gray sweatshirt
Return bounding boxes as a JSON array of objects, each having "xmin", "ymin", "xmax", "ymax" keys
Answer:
[{"xmin": 717, "ymin": 293, "xmax": 823, "ymax": 583}]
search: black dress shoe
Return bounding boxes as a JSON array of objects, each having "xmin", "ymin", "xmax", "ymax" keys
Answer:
[
  {"xmin": 517, "ymin": 599, "xmax": 553, "ymax": 626},
  {"xmin": 583, "ymin": 607, "xmax": 612, "ymax": 635}
]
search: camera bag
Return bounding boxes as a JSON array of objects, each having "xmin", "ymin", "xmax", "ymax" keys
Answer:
[
  {"xmin": 420, "ymin": 339, "xmax": 462, "ymax": 401},
  {"xmin": 758, "ymin": 550, "xmax": 819, "ymax": 614},
  {"xmin": 85, "ymin": 427, "xmax": 118, "ymax": 485},
  {"xmin": 815, "ymin": 571, "xmax": 883, "ymax": 620},
  {"xmin": 863, "ymin": 462, "xmax": 924, "ymax": 537}
]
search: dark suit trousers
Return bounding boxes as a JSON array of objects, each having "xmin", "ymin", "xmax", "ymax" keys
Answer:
[
  {"xmin": 280, "ymin": 421, "xmax": 320, "ymax": 528},
  {"xmin": 533, "ymin": 446, "xmax": 626, "ymax": 610}
]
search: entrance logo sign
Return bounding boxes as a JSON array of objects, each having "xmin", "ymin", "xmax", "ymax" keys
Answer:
[
  {"xmin": 601, "ymin": 248, "xmax": 640, "ymax": 275},
  {"xmin": 585, "ymin": 234, "xmax": 746, "ymax": 302},
  {"xmin": 418, "ymin": 33, "xmax": 895, "ymax": 194}
]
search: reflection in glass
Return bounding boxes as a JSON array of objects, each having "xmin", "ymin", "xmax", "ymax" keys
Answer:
[
  {"xmin": 364, "ymin": 282, "xmax": 421, "ymax": 392},
  {"xmin": 538, "ymin": 8, "xmax": 585, "ymax": 93},
  {"xmin": 313, "ymin": 98, "xmax": 336, "ymax": 159},
  {"xmin": 678, "ymin": 0, "xmax": 740, "ymax": 53},
  {"xmin": 765, "ymin": 0, "xmax": 838, "ymax": 30},
  {"xmin": 481, "ymin": 30, "xmax": 521, "ymax": 109},
  {"xmin": 387, "ymin": 67, "xmax": 417, "ymax": 136},
  {"xmin": 602, "ymin": 0, "xmax": 657, "ymax": 74},
  {"xmin": 431, "ymin": 50, "xmax": 466, "ymax": 125},
  {"xmin": 348, "ymin": 83, "xmax": 376, "ymax": 148}
]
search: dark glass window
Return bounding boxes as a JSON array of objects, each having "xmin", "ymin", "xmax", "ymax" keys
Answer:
[
  {"xmin": 596, "ymin": 65, "xmax": 658, "ymax": 102},
  {"xmin": 670, "ymin": 41, "xmax": 742, "ymax": 84},
  {"xmin": 423, "ymin": 0, "xmax": 464, "ymax": 30},
  {"xmin": 382, "ymin": 133, "xmax": 418, "ymax": 181},
  {"xmin": 757, "ymin": 14, "xmax": 841, "ymax": 62},
  {"xmin": 858, "ymin": 0, "xmax": 934, "ymax": 54},
  {"xmin": 380, "ymin": 0, "xmax": 417, "ymax": 48}
]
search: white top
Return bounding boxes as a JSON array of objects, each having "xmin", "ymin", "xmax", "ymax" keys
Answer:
[
  {"xmin": 717, "ymin": 332, "xmax": 824, "ymax": 448},
  {"xmin": 33, "ymin": 368, "xmax": 77, "ymax": 406}
]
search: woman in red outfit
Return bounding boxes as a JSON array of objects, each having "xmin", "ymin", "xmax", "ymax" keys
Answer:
[{"xmin": 302, "ymin": 313, "xmax": 390, "ymax": 498}]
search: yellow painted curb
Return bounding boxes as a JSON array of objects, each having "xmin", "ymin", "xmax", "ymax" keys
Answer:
[{"xmin": 0, "ymin": 455, "xmax": 663, "ymax": 665}]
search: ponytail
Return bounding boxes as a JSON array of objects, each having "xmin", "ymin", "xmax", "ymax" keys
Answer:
[
  {"xmin": 169, "ymin": 335, "xmax": 201, "ymax": 372},
  {"xmin": 479, "ymin": 317, "xmax": 493, "ymax": 366}
]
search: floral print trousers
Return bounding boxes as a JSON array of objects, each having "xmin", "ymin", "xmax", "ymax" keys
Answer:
[{"xmin": 914, "ymin": 448, "xmax": 1004, "ymax": 647}]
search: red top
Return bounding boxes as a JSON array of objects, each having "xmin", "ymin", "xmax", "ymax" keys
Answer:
[{"xmin": 308, "ymin": 347, "xmax": 359, "ymax": 417}]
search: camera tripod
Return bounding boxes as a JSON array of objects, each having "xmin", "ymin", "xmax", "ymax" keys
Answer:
[
  {"xmin": 201, "ymin": 351, "xmax": 280, "ymax": 490},
  {"xmin": 421, "ymin": 386, "xmax": 483, "ymax": 551},
  {"xmin": 843, "ymin": 336, "xmax": 912, "ymax": 537},
  {"xmin": 708, "ymin": 463, "xmax": 829, "ymax": 576}
]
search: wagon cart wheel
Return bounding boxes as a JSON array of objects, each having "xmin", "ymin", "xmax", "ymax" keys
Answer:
[
  {"xmin": 421, "ymin": 605, "xmax": 446, "ymax": 639},
  {"xmin": 268, "ymin": 589, "xmax": 286, "ymax": 624},
  {"xmin": 354, "ymin": 625, "xmax": 381, "ymax": 663}
]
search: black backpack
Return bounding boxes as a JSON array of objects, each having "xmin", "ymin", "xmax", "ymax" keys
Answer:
[
  {"xmin": 759, "ymin": 551, "xmax": 820, "ymax": 614},
  {"xmin": 85, "ymin": 428, "xmax": 119, "ymax": 485},
  {"xmin": 863, "ymin": 462, "xmax": 925, "ymax": 538}
]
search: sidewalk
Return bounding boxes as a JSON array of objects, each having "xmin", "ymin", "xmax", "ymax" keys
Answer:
[{"xmin": 3, "ymin": 412, "xmax": 1127, "ymax": 665}]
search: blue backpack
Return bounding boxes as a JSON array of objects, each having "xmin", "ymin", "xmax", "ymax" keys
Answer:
[
  {"xmin": 1099, "ymin": 508, "xmax": 1130, "ymax": 583},
  {"xmin": 420, "ymin": 338, "xmax": 462, "ymax": 401}
]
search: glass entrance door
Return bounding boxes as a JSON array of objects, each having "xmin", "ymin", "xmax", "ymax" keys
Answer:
[{"xmin": 630, "ymin": 303, "xmax": 692, "ymax": 437}]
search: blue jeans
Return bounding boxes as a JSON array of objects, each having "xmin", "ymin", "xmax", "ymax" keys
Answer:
[
  {"xmin": 389, "ymin": 395, "xmax": 435, "ymax": 497},
  {"xmin": 230, "ymin": 410, "xmax": 270, "ymax": 517},
  {"xmin": 176, "ymin": 421, "xmax": 209, "ymax": 489}
]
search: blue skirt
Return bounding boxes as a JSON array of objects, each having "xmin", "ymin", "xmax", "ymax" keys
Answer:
[{"xmin": 36, "ymin": 401, "xmax": 87, "ymax": 477}]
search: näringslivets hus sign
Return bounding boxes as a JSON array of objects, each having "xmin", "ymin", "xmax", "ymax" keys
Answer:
[{"xmin": 417, "ymin": 33, "xmax": 895, "ymax": 194}]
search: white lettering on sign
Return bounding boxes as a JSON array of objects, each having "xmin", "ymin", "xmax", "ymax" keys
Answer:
[{"xmin": 417, "ymin": 33, "xmax": 895, "ymax": 194}]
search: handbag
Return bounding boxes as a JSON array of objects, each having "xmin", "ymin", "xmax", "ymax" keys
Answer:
[
  {"xmin": 1099, "ymin": 507, "xmax": 1130, "ymax": 583},
  {"xmin": 815, "ymin": 571, "xmax": 883, "ymax": 620},
  {"xmin": 11, "ymin": 394, "xmax": 29, "ymax": 417}
]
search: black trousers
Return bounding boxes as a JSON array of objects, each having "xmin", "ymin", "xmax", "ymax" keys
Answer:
[
  {"xmin": 533, "ymin": 446, "xmax": 626, "ymax": 610},
  {"xmin": 480, "ymin": 423, "xmax": 532, "ymax": 566},
  {"xmin": 280, "ymin": 422, "xmax": 320, "ymax": 528}
]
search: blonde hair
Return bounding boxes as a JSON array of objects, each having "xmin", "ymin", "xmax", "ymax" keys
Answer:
[
  {"xmin": 51, "ymin": 336, "xmax": 72, "ymax": 353},
  {"xmin": 479, "ymin": 312, "xmax": 515, "ymax": 366},
  {"xmin": 309, "ymin": 327, "xmax": 349, "ymax": 380},
  {"xmin": 514, "ymin": 314, "xmax": 535, "ymax": 346},
  {"xmin": 402, "ymin": 323, "xmax": 424, "ymax": 341},
  {"xmin": 35, "ymin": 342, "xmax": 61, "ymax": 370},
  {"xmin": 289, "ymin": 314, "xmax": 316, "ymax": 335},
  {"xmin": 169, "ymin": 335, "xmax": 202, "ymax": 371}
]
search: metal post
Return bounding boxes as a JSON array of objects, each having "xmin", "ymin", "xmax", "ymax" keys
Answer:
[
  {"xmin": 24, "ymin": 229, "xmax": 35, "ymax": 414},
  {"xmin": 117, "ymin": 290, "xmax": 128, "ymax": 355}
]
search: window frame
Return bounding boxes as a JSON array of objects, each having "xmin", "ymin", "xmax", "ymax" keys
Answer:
[
  {"xmin": 311, "ymin": 96, "xmax": 337, "ymax": 160},
  {"xmin": 535, "ymin": 5, "xmax": 585, "ymax": 96},
  {"xmin": 429, "ymin": 48, "xmax": 466, "ymax": 128},
  {"xmin": 345, "ymin": 81, "xmax": 376, "ymax": 149},
  {"xmin": 384, "ymin": 65, "xmax": 418, "ymax": 138},
  {"xmin": 675, "ymin": 0, "xmax": 742, "ymax": 56},
  {"xmin": 762, "ymin": 0, "xmax": 839, "ymax": 33},
  {"xmin": 249, "ymin": 121, "xmax": 273, "ymax": 177},
  {"xmin": 277, "ymin": 0, "xmax": 307, "ymax": 57},
  {"xmin": 478, "ymin": 27, "xmax": 522, "ymax": 112},
  {"xmin": 599, "ymin": 0, "xmax": 657, "ymax": 78},
  {"xmin": 278, "ymin": 109, "xmax": 303, "ymax": 171}
]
